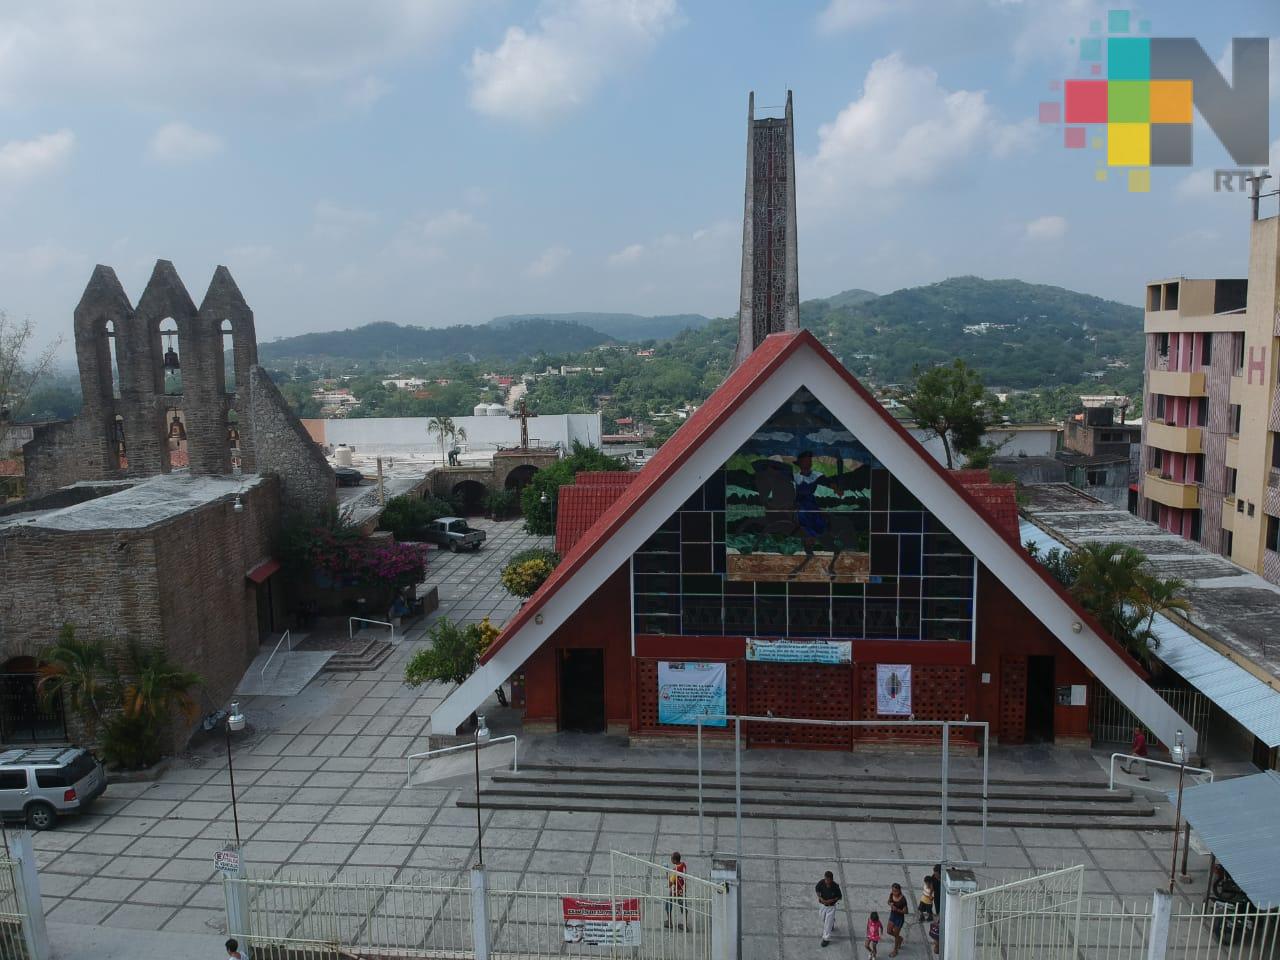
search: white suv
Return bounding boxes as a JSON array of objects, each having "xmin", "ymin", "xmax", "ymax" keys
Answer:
[{"xmin": 0, "ymin": 747, "xmax": 107, "ymax": 830}]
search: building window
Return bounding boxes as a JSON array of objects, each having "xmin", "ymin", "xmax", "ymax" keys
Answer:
[
  {"xmin": 1086, "ymin": 470, "xmax": 1106, "ymax": 486},
  {"xmin": 1234, "ymin": 334, "xmax": 1246, "ymax": 375},
  {"xmin": 1272, "ymin": 434, "xmax": 1280, "ymax": 470},
  {"xmin": 1267, "ymin": 515, "xmax": 1280, "ymax": 553},
  {"xmin": 1152, "ymin": 395, "xmax": 1166, "ymax": 421},
  {"xmin": 1223, "ymin": 530, "xmax": 1233, "ymax": 557},
  {"xmin": 1201, "ymin": 333, "xmax": 1212, "ymax": 366},
  {"xmin": 1190, "ymin": 510, "xmax": 1202, "ymax": 542},
  {"xmin": 1232, "ymin": 405, "xmax": 1242, "ymax": 437},
  {"xmin": 1156, "ymin": 333, "xmax": 1170, "ymax": 360},
  {"xmin": 1195, "ymin": 397, "xmax": 1208, "ymax": 426},
  {"xmin": 1147, "ymin": 285, "xmax": 1162, "ymax": 311},
  {"xmin": 1152, "ymin": 448, "xmax": 1164, "ymax": 473},
  {"xmin": 1228, "ymin": 468, "xmax": 1238, "ymax": 495}
]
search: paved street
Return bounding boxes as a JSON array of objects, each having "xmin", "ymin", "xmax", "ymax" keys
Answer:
[{"xmin": 22, "ymin": 518, "xmax": 1210, "ymax": 960}]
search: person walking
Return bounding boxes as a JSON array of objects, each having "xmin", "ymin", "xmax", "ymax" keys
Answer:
[
  {"xmin": 1121, "ymin": 727, "xmax": 1150, "ymax": 780},
  {"xmin": 865, "ymin": 911, "xmax": 883, "ymax": 959},
  {"xmin": 918, "ymin": 873, "xmax": 936, "ymax": 921},
  {"xmin": 886, "ymin": 882, "xmax": 909, "ymax": 957},
  {"xmin": 664, "ymin": 851, "xmax": 687, "ymax": 930},
  {"xmin": 815, "ymin": 870, "xmax": 843, "ymax": 947}
]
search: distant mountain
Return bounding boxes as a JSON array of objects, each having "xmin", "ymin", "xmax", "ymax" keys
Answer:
[
  {"xmin": 258, "ymin": 318, "xmax": 611, "ymax": 363},
  {"xmin": 814, "ymin": 288, "xmax": 879, "ymax": 310},
  {"xmin": 800, "ymin": 276, "xmax": 1143, "ymax": 391},
  {"xmin": 490, "ymin": 311, "xmax": 711, "ymax": 342}
]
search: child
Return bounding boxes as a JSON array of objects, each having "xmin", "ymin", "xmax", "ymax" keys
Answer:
[
  {"xmin": 918, "ymin": 874, "xmax": 935, "ymax": 921},
  {"xmin": 866, "ymin": 911, "xmax": 883, "ymax": 959},
  {"xmin": 928, "ymin": 917, "xmax": 940, "ymax": 955}
]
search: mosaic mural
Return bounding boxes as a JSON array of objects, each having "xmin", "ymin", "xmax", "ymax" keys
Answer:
[{"xmin": 631, "ymin": 388, "xmax": 976, "ymax": 643}]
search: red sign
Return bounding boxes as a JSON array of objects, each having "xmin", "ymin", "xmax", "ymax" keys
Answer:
[{"xmin": 561, "ymin": 897, "xmax": 642, "ymax": 945}]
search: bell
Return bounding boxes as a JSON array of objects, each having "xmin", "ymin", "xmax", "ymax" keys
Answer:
[
  {"xmin": 168, "ymin": 412, "xmax": 186, "ymax": 441},
  {"xmin": 162, "ymin": 333, "xmax": 181, "ymax": 371}
]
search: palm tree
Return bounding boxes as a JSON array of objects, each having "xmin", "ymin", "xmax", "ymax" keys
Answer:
[
  {"xmin": 37, "ymin": 625, "xmax": 113, "ymax": 738},
  {"xmin": 1135, "ymin": 574, "xmax": 1192, "ymax": 639},
  {"xmin": 119, "ymin": 643, "xmax": 203, "ymax": 725},
  {"xmin": 1066, "ymin": 542, "xmax": 1190, "ymax": 661}
]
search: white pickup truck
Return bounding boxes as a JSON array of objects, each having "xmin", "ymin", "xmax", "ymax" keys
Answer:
[{"xmin": 423, "ymin": 517, "xmax": 487, "ymax": 552}]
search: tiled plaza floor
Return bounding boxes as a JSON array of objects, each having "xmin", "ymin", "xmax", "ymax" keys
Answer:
[{"xmin": 25, "ymin": 518, "xmax": 1210, "ymax": 959}]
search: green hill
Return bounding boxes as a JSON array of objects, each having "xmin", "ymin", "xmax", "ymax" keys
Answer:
[
  {"xmin": 258, "ymin": 318, "xmax": 611, "ymax": 363},
  {"xmin": 489, "ymin": 311, "xmax": 711, "ymax": 342}
]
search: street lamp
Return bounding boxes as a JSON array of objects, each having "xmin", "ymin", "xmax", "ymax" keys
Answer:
[
  {"xmin": 1168, "ymin": 729, "xmax": 1187, "ymax": 892},
  {"xmin": 226, "ymin": 700, "xmax": 246, "ymax": 847},
  {"xmin": 474, "ymin": 714, "xmax": 491, "ymax": 867}
]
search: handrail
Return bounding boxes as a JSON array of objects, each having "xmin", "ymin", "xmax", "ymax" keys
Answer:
[
  {"xmin": 405, "ymin": 734, "xmax": 519, "ymax": 788},
  {"xmin": 260, "ymin": 630, "xmax": 292, "ymax": 679},
  {"xmin": 1108, "ymin": 752, "xmax": 1214, "ymax": 790},
  {"xmin": 349, "ymin": 616, "xmax": 395, "ymax": 643}
]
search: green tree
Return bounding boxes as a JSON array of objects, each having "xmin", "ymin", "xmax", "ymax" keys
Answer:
[
  {"xmin": 37, "ymin": 624, "xmax": 113, "ymax": 738},
  {"xmin": 500, "ymin": 548, "xmax": 561, "ymax": 598},
  {"xmin": 404, "ymin": 618, "xmax": 497, "ymax": 688},
  {"xmin": 118, "ymin": 643, "xmax": 203, "ymax": 727},
  {"xmin": 521, "ymin": 441, "xmax": 624, "ymax": 535},
  {"xmin": 1, "ymin": 310, "xmax": 61, "ymax": 440},
  {"xmin": 900, "ymin": 359, "xmax": 993, "ymax": 469}
]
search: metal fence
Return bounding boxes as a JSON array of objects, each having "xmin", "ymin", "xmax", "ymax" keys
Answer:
[
  {"xmin": 1089, "ymin": 681, "xmax": 1210, "ymax": 747},
  {"xmin": 0, "ymin": 857, "xmax": 30, "ymax": 960},
  {"xmin": 1066, "ymin": 899, "xmax": 1280, "ymax": 960},
  {"xmin": 226, "ymin": 853, "xmax": 717, "ymax": 960},
  {"xmin": 962, "ymin": 864, "xmax": 1085, "ymax": 960}
]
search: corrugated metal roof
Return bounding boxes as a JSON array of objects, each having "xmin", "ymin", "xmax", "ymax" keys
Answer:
[
  {"xmin": 1175, "ymin": 771, "xmax": 1280, "ymax": 909},
  {"xmin": 1020, "ymin": 519, "xmax": 1280, "ymax": 748}
]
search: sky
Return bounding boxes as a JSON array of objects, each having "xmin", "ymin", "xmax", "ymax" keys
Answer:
[{"xmin": 0, "ymin": 0, "xmax": 1276, "ymax": 357}]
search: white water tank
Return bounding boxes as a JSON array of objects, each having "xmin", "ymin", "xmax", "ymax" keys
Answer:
[
  {"xmin": 335, "ymin": 445, "xmax": 353, "ymax": 467},
  {"xmin": 473, "ymin": 403, "xmax": 489, "ymax": 417},
  {"xmin": 486, "ymin": 403, "xmax": 506, "ymax": 417}
]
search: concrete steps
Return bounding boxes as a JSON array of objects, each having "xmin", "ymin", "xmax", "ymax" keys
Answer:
[
  {"xmin": 456, "ymin": 761, "xmax": 1167, "ymax": 831},
  {"xmin": 321, "ymin": 638, "xmax": 393, "ymax": 672}
]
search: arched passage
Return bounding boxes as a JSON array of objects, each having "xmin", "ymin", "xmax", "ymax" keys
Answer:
[
  {"xmin": 504, "ymin": 464, "xmax": 539, "ymax": 497},
  {"xmin": 451, "ymin": 480, "xmax": 488, "ymax": 516},
  {"xmin": 0, "ymin": 656, "xmax": 67, "ymax": 743}
]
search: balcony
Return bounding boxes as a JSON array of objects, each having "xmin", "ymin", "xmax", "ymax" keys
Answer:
[
  {"xmin": 1145, "ymin": 420, "xmax": 1202, "ymax": 455},
  {"xmin": 1144, "ymin": 470, "xmax": 1200, "ymax": 510},
  {"xmin": 1148, "ymin": 368, "xmax": 1206, "ymax": 397}
]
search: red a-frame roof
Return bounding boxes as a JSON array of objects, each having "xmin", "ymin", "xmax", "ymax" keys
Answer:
[{"xmin": 481, "ymin": 330, "xmax": 1137, "ymax": 670}]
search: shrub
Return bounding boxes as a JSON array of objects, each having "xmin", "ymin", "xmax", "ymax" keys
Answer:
[
  {"xmin": 501, "ymin": 556, "xmax": 557, "ymax": 598},
  {"xmin": 283, "ymin": 508, "xmax": 427, "ymax": 587},
  {"xmin": 520, "ymin": 442, "xmax": 625, "ymax": 535},
  {"xmin": 484, "ymin": 488, "xmax": 518, "ymax": 519},
  {"xmin": 379, "ymin": 495, "xmax": 450, "ymax": 540},
  {"xmin": 404, "ymin": 617, "xmax": 498, "ymax": 688}
]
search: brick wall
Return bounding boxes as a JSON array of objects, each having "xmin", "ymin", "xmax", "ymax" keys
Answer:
[
  {"xmin": 248, "ymin": 366, "xmax": 335, "ymax": 517},
  {"xmin": 0, "ymin": 476, "xmax": 280, "ymax": 748}
]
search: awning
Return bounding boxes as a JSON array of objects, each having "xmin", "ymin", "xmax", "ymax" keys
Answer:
[
  {"xmin": 1174, "ymin": 771, "xmax": 1280, "ymax": 909},
  {"xmin": 1021, "ymin": 520, "xmax": 1280, "ymax": 749},
  {"xmin": 246, "ymin": 558, "xmax": 281, "ymax": 583}
]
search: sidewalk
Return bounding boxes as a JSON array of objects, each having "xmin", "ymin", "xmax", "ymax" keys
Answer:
[{"xmin": 50, "ymin": 921, "xmax": 225, "ymax": 960}]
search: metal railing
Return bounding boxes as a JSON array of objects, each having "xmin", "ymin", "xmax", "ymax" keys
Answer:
[
  {"xmin": 695, "ymin": 715, "xmax": 990, "ymax": 870},
  {"xmin": 0, "ymin": 858, "xmax": 28, "ymax": 960},
  {"xmin": 227, "ymin": 862, "xmax": 715, "ymax": 960},
  {"xmin": 1107, "ymin": 753, "xmax": 1214, "ymax": 790},
  {"xmin": 406, "ymin": 735, "xmax": 519, "ymax": 788},
  {"xmin": 348, "ymin": 616, "xmax": 395, "ymax": 644},
  {"xmin": 1089, "ymin": 682, "xmax": 1210, "ymax": 748},
  {"xmin": 259, "ymin": 630, "xmax": 292, "ymax": 680}
]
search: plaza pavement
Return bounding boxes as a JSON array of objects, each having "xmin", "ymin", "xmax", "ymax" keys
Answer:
[{"xmin": 24, "ymin": 518, "xmax": 1209, "ymax": 960}]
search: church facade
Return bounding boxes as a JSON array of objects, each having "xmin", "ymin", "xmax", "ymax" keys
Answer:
[{"xmin": 430, "ymin": 92, "xmax": 1193, "ymax": 752}]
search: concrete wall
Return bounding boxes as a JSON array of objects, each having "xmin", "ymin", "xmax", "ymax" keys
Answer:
[
  {"xmin": 908, "ymin": 426, "xmax": 1059, "ymax": 467},
  {"xmin": 320, "ymin": 413, "xmax": 603, "ymax": 459}
]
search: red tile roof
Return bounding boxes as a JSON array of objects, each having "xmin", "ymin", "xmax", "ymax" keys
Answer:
[
  {"xmin": 479, "ymin": 330, "xmax": 1140, "ymax": 675},
  {"xmin": 574, "ymin": 471, "xmax": 636, "ymax": 487},
  {"xmin": 555, "ymin": 483, "xmax": 630, "ymax": 553},
  {"xmin": 959, "ymin": 481, "xmax": 1020, "ymax": 540}
]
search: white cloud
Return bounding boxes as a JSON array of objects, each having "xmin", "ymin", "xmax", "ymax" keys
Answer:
[
  {"xmin": 147, "ymin": 123, "xmax": 224, "ymax": 164},
  {"xmin": 817, "ymin": 0, "xmax": 895, "ymax": 32},
  {"xmin": 1025, "ymin": 215, "xmax": 1067, "ymax": 240},
  {"xmin": 415, "ymin": 209, "xmax": 481, "ymax": 241},
  {"xmin": 311, "ymin": 200, "xmax": 378, "ymax": 242},
  {"xmin": 799, "ymin": 54, "xmax": 1030, "ymax": 214},
  {"xmin": 608, "ymin": 243, "xmax": 646, "ymax": 265},
  {"xmin": 524, "ymin": 244, "xmax": 571, "ymax": 278},
  {"xmin": 0, "ymin": 2, "xmax": 469, "ymax": 110},
  {"xmin": 0, "ymin": 129, "xmax": 74, "ymax": 185},
  {"xmin": 344, "ymin": 75, "xmax": 392, "ymax": 111},
  {"xmin": 468, "ymin": 0, "xmax": 680, "ymax": 124}
]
